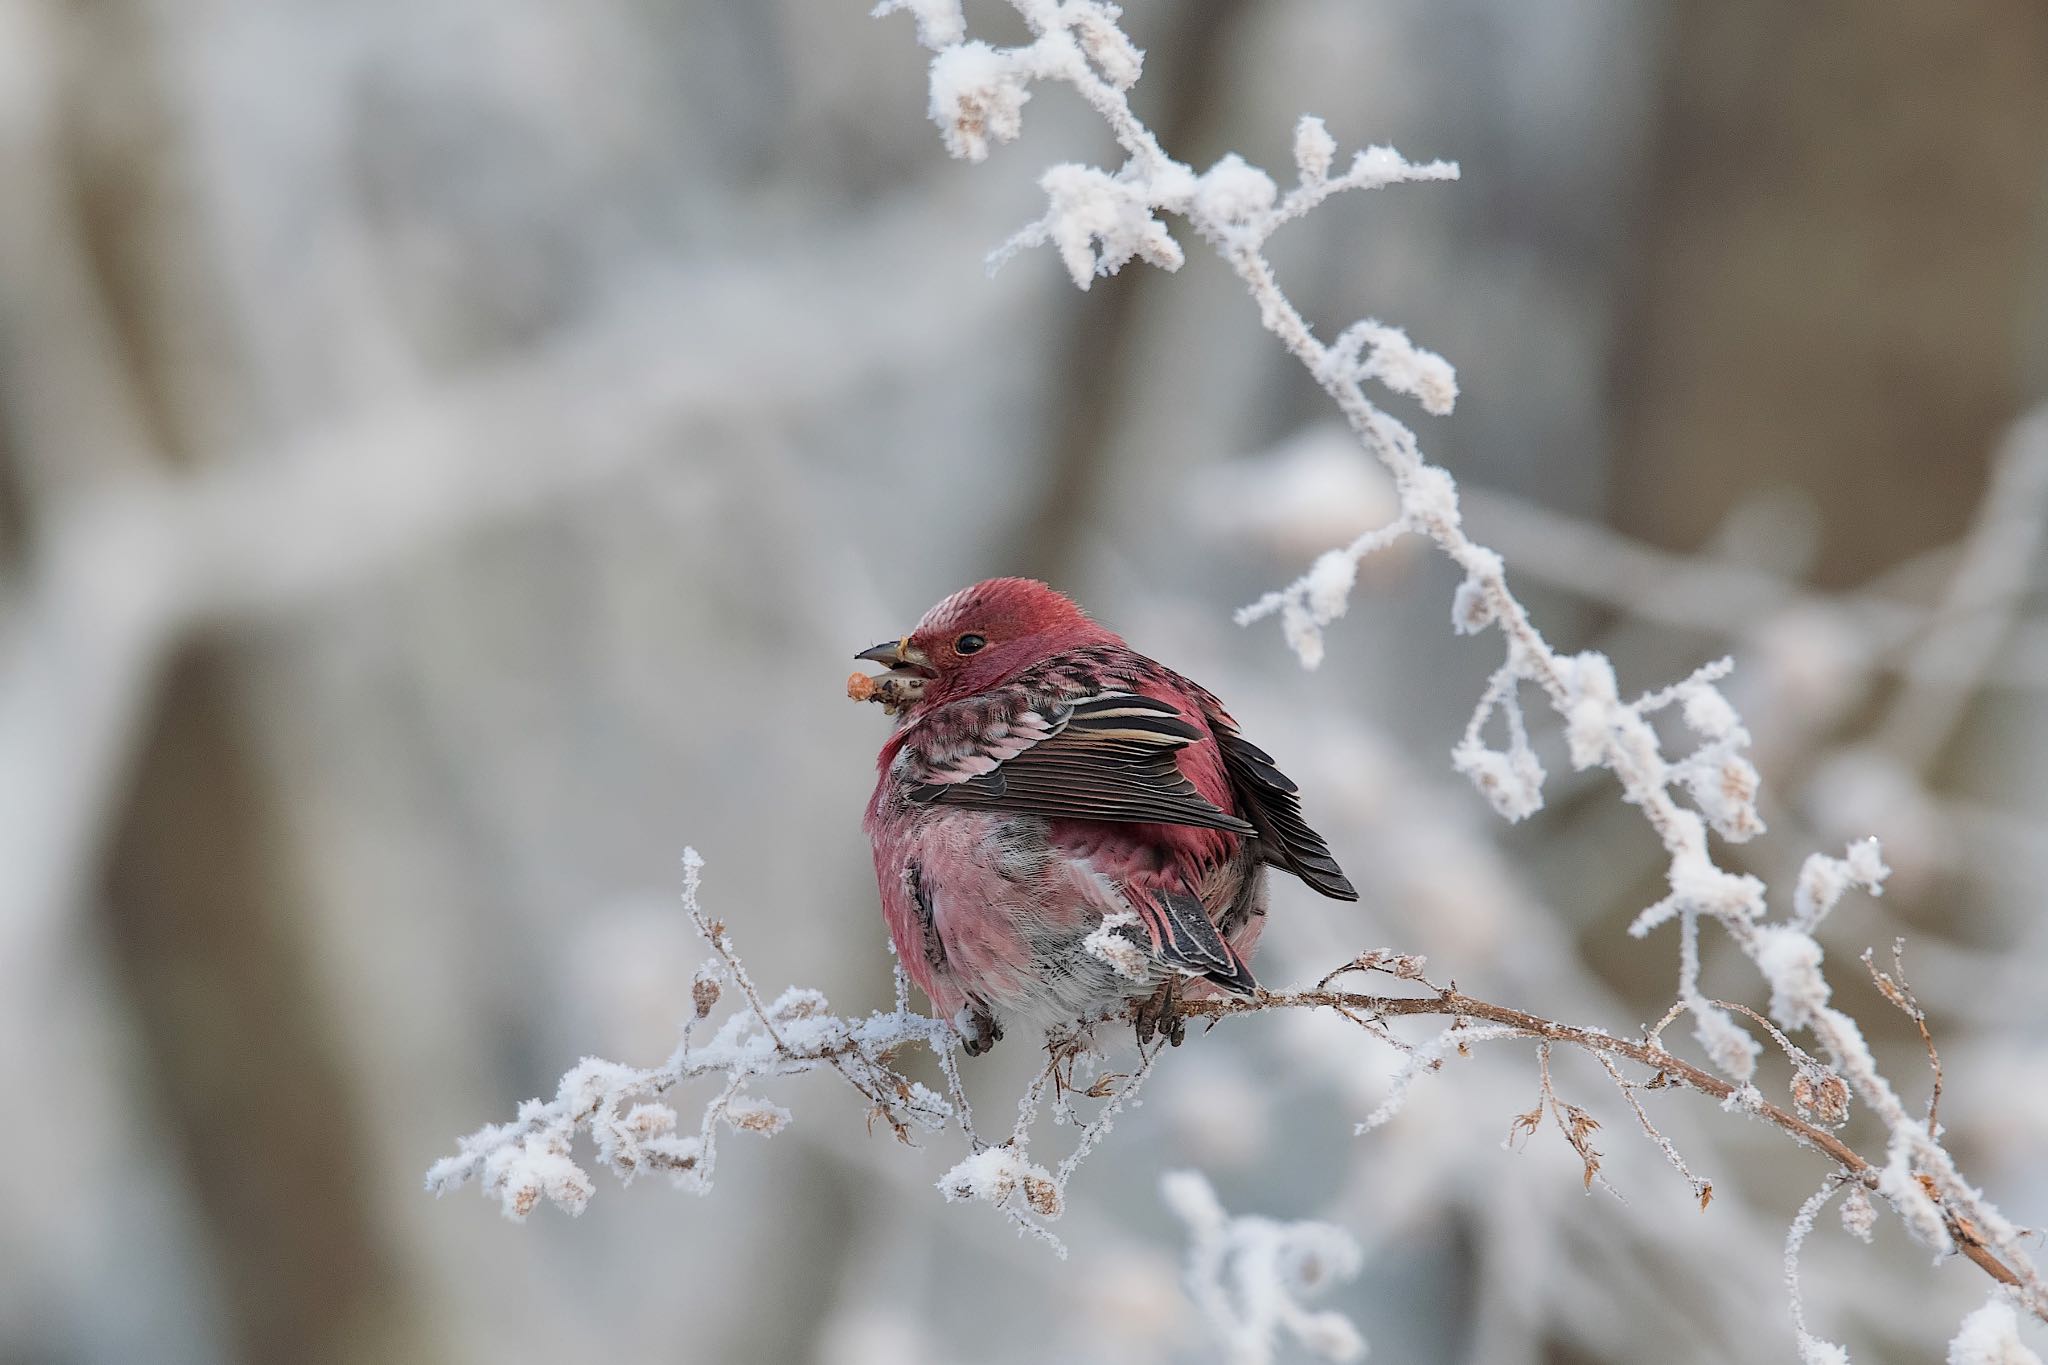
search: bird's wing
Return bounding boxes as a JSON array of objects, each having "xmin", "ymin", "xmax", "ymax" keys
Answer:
[
  {"xmin": 1145, "ymin": 887, "xmax": 1258, "ymax": 994},
  {"xmin": 1204, "ymin": 714, "xmax": 1360, "ymax": 901},
  {"xmin": 902, "ymin": 691, "xmax": 1256, "ymax": 835}
]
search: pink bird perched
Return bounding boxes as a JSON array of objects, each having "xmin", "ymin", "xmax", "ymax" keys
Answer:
[{"xmin": 853, "ymin": 578, "xmax": 1357, "ymax": 1054}]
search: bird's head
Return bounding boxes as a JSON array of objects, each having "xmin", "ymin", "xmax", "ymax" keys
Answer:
[{"xmin": 853, "ymin": 577, "xmax": 1118, "ymax": 713}]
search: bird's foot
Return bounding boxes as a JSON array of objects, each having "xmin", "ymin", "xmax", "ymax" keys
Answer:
[
  {"xmin": 1134, "ymin": 976, "xmax": 1188, "ymax": 1048},
  {"xmin": 955, "ymin": 1002, "xmax": 1003, "ymax": 1057}
]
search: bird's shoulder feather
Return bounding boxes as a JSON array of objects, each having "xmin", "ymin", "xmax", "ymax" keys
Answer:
[{"xmin": 892, "ymin": 654, "xmax": 1254, "ymax": 835}]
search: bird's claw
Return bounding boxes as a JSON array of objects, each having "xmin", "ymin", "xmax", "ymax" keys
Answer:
[
  {"xmin": 957, "ymin": 1003, "xmax": 1003, "ymax": 1057},
  {"xmin": 1134, "ymin": 977, "xmax": 1188, "ymax": 1048}
]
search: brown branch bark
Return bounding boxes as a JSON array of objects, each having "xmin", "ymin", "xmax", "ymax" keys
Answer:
[{"xmin": 1176, "ymin": 984, "xmax": 2041, "ymax": 1318}]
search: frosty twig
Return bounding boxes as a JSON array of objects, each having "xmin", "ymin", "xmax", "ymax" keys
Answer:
[{"xmin": 874, "ymin": 0, "xmax": 2045, "ymax": 1343}]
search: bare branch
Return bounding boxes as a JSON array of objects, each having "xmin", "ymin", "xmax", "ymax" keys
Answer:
[
  {"xmin": 1862, "ymin": 940, "xmax": 1943, "ymax": 1139},
  {"xmin": 1176, "ymin": 983, "xmax": 2042, "ymax": 1312}
]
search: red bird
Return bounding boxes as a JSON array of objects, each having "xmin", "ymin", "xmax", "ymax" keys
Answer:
[{"xmin": 855, "ymin": 578, "xmax": 1356, "ymax": 1054}]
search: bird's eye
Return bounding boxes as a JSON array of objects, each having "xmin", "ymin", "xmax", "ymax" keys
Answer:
[{"xmin": 955, "ymin": 633, "xmax": 987, "ymax": 655}]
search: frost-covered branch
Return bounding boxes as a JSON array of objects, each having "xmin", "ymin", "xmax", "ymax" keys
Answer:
[
  {"xmin": 872, "ymin": 0, "xmax": 2046, "ymax": 1350},
  {"xmin": 428, "ymin": 848, "xmax": 1168, "ymax": 1254},
  {"xmin": 427, "ymin": 850, "xmax": 954, "ymax": 1220},
  {"xmin": 1174, "ymin": 975, "xmax": 2040, "ymax": 1307},
  {"xmin": 1163, "ymin": 1169, "xmax": 1367, "ymax": 1365},
  {"xmin": 433, "ymin": 5, "xmax": 2042, "ymax": 1359}
]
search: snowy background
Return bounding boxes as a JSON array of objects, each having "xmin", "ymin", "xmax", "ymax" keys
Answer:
[{"xmin": 3, "ymin": 1, "xmax": 2046, "ymax": 1362}]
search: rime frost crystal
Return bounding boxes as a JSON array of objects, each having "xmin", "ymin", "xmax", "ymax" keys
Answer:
[
  {"xmin": 1948, "ymin": 1298, "xmax": 2044, "ymax": 1365},
  {"xmin": 1453, "ymin": 662, "xmax": 1548, "ymax": 821},
  {"xmin": 1028, "ymin": 162, "xmax": 1189, "ymax": 289},
  {"xmin": 1333, "ymin": 321, "xmax": 1459, "ymax": 417},
  {"xmin": 869, "ymin": 0, "xmax": 965, "ymax": 49},
  {"xmin": 873, "ymin": 0, "xmax": 2043, "ymax": 1342},
  {"xmin": 1292, "ymin": 115, "xmax": 1337, "ymax": 184},
  {"xmin": 426, "ymin": 849, "xmax": 957, "ymax": 1220},
  {"xmin": 1755, "ymin": 926, "xmax": 1831, "ymax": 1031},
  {"xmin": 872, "ymin": 0, "xmax": 2042, "ymax": 1341},
  {"xmin": 1692, "ymin": 1004, "xmax": 1763, "ymax": 1084},
  {"xmin": 430, "ymin": 844, "xmax": 1176, "ymax": 1256},
  {"xmin": 1880, "ymin": 1129, "xmax": 1957, "ymax": 1258},
  {"xmin": 1195, "ymin": 155, "xmax": 1280, "ymax": 231},
  {"xmin": 939, "ymin": 1146, "xmax": 1062, "ymax": 1218},
  {"xmin": 1083, "ymin": 910, "xmax": 1149, "ymax": 981},
  {"xmin": 1163, "ymin": 1170, "xmax": 1366, "ymax": 1365},
  {"xmin": 1793, "ymin": 837, "xmax": 1890, "ymax": 930},
  {"xmin": 427, "ymin": 2, "xmax": 2048, "ymax": 1354},
  {"xmin": 925, "ymin": 41, "xmax": 1032, "ymax": 162}
]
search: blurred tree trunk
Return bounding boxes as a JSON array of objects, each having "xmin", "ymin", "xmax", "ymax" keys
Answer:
[
  {"xmin": 100, "ymin": 646, "xmax": 423, "ymax": 1365},
  {"xmin": 1609, "ymin": 2, "xmax": 2048, "ymax": 587},
  {"xmin": 996, "ymin": 0, "xmax": 1252, "ymax": 585},
  {"xmin": 44, "ymin": 1, "xmax": 423, "ymax": 1360}
]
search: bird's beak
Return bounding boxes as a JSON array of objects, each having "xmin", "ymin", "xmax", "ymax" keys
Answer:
[{"xmin": 855, "ymin": 635, "xmax": 938, "ymax": 678}]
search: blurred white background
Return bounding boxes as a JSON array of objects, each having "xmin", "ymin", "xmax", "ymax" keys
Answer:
[{"xmin": 2, "ymin": 1, "xmax": 2045, "ymax": 1361}]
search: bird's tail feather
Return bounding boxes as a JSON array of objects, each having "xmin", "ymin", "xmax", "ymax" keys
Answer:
[{"xmin": 1142, "ymin": 889, "xmax": 1258, "ymax": 995}]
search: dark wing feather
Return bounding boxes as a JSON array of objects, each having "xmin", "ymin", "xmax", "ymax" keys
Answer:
[
  {"xmin": 905, "ymin": 693, "xmax": 1257, "ymax": 835},
  {"xmin": 1148, "ymin": 889, "xmax": 1258, "ymax": 994},
  {"xmin": 1213, "ymin": 727, "xmax": 1359, "ymax": 901}
]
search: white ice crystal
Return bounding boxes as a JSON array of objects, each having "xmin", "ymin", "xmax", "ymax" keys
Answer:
[
  {"xmin": 1304, "ymin": 548, "xmax": 1359, "ymax": 624},
  {"xmin": 1273, "ymin": 552, "xmax": 1352, "ymax": 670},
  {"xmin": 1067, "ymin": 2, "xmax": 1142, "ymax": 89},
  {"xmin": 1083, "ymin": 910, "xmax": 1149, "ymax": 982},
  {"xmin": 1840, "ymin": 1185, "xmax": 1876, "ymax": 1243},
  {"xmin": 940, "ymin": 1146, "xmax": 1062, "ymax": 1218},
  {"xmin": 1400, "ymin": 462, "xmax": 1461, "ymax": 527},
  {"xmin": 427, "ymin": 850, "xmax": 954, "ymax": 1220},
  {"xmin": 1948, "ymin": 1297, "xmax": 2043, "ymax": 1365},
  {"xmin": 425, "ymin": 5, "xmax": 2048, "ymax": 1356},
  {"xmin": 1292, "ymin": 115, "xmax": 1337, "ymax": 183},
  {"xmin": 894, "ymin": 0, "xmax": 2047, "ymax": 1337},
  {"xmin": 1692, "ymin": 1005, "xmax": 1762, "ymax": 1083},
  {"xmin": 1562, "ymin": 651, "xmax": 1622, "ymax": 770},
  {"xmin": 1277, "ymin": 605, "xmax": 1325, "ymax": 671},
  {"xmin": 722, "ymin": 1095, "xmax": 793, "ymax": 1136},
  {"xmin": 1797, "ymin": 1337, "xmax": 1851, "ymax": 1365},
  {"xmin": 1785, "ymin": 1180, "xmax": 1854, "ymax": 1365},
  {"xmin": 1450, "ymin": 561, "xmax": 1498, "ymax": 634},
  {"xmin": 926, "ymin": 41, "xmax": 1031, "ymax": 162},
  {"xmin": 870, "ymin": 0, "xmax": 965, "ymax": 49},
  {"xmin": 1794, "ymin": 855, "xmax": 1853, "ymax": 927},
  {"xmin": 1793, "ymin": 837, "xmax": 1891, "ymax": 930},
  {"xmin": 1029, "ymin": 162, "xmax": 1187, "ymax": 289},
  {"xmin": 1451, "ymin": 735, "xmax": 1545, "ymax": 823},
  {"xmin": 1682, "ymin": 750, "xmax": 1766, "ymax": 842},
  {"xmin": 471, "ymin": 1127, "xmax": 597, "ymax": 1222},
  {"xmin": 1339, "ymin": 322, "xmax": 1459, "ymax": 417},
  {"xmin": 1754, "ymin": 925, "xmax": 1831, "ymax": 1031},
  {"xmin": 1195, "ymin": 154, "xmax": 1279, "ymax": 231},
  {"xmin": 941, "ymin": 1146, "xmax": 1025, "ymax": 1203},
  {"xmin": 1680, "ymin": 681, "xmax": 1741, "ymax": 740},
  {"xmin": 1879, "ymin": 1129, "xmax": 1956, "ymax": 1258},
  {"xmin": 1639, "ymin": 845, "xmax": 1766, "ymax": 933},
  {"xmin": 1843, "ymin": 837, "xmax": 1889, "ymax": 890},
  {"xmin": 1163, "ymin": 1170, "xmax": 1366, "ymax": 1365},
  {"xmin": 1245, "ymin": 536, "xmax": 1401, "ymax": 671}
]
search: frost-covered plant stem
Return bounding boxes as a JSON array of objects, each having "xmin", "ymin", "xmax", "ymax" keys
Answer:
[
  {"xmin": 436, "ymin": 6, "xmax": 2041, "ymax": 1358},
  {"xmin": 430, "ymin": 849, "xmax": 1168, "ymax": 1253},
  {"xmin": 876, "ymin": 0, "xmax": 2044, "ymax": 1342},
  {"xmin": 1173, "ymin": 982, "xmax": 2037, "ymax": 1304},
  {"xmin": 428, "ymin": 849, "xmax": 957, "ymax": 1220},
  {"xmin": 1164, "ymin": 1169, "xmax": 1368, "ymax": 1364},
  {"xmin": 876, "ymin": 0, "xmax": 2048, "ymax": 1342}
]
